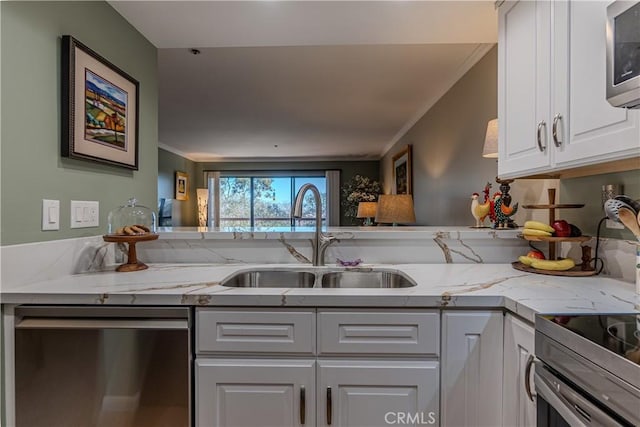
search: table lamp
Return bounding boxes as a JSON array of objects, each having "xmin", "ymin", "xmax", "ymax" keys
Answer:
[
  {"xmin": 374, "ymin": 195, "xmax": 416, "ymax": 225},
  {"xmin": 357, "ymin": 201, "xmax": 378, "ymax": 226}
]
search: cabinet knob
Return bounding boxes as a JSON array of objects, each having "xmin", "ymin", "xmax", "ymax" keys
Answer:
[
  {"xmin": 300, "ymin": 385, "xmax": 306, "ymax": 425},
  {"xmin": 552, "ymin": 114, "xmax": 563, "ymax": 147},
  {"xmin": 327, "ymin": 386, "xmax": 333, "ymax": 425},
  {"xmin": 525, "ymin": 355, "xmax": 536, "ymax": 402},
  {"xmin": 537, "ymin": 121, "xmax": 547, "ymax": 152}
]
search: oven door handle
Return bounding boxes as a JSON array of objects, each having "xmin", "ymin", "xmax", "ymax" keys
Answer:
[
  {"xmin": 15, "ymin": 318, "xmax": 188, "ymax": 330},
  {"xmin": 534, "ymin": 364, "xmax": 624, "ymax": 427}
]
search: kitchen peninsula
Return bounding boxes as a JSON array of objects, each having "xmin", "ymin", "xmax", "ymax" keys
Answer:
[{"xmin": 2, "ymin": 226, "xmax": 639, "ymax": 427}]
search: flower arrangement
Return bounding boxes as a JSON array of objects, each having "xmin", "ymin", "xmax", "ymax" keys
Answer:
[{"xmin": 341, "ymin": 174, "xmax": 382, "ymax": 223}]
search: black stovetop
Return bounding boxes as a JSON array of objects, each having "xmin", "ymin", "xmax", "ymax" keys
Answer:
[{"xmin": 543, "ymin": 314, "xmax": 640, "ymax": 366}]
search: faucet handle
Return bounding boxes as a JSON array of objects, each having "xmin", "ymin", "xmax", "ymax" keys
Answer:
[{"xmin": 320, "ymin": 233, "xmax": 338, "ymax": 245}]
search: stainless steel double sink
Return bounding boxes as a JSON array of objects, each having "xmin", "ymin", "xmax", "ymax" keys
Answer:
[{"xmin": 220, "ymin": 268, "xmax": 416, "ymax": 288}]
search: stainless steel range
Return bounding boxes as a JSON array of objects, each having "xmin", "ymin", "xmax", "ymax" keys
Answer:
[{"xmin": 535, "ymin": 314, "xmax": 640, "ymax": 426}]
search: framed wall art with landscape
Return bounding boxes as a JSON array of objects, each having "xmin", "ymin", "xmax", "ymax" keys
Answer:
[
  {"xmin": 175, "ymin": 171, "xmax": 188, "ymax": 201},
  {"xmin": 61, "ymin": 35, "xmax": 139, "ymax": 169},
  {"xmin": 392, "ymin": 144, "xmax": 412, "ymax": 194}
]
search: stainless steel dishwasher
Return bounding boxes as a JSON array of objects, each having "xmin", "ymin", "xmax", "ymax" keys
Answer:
[{"xmin": 14, "ymin": 306, "xmax": 192, "ymax": 427}]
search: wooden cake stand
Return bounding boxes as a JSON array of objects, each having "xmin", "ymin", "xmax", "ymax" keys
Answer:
[{"xmin": 103, "ymin": 233, "xmax": 159, "ymax": 272}]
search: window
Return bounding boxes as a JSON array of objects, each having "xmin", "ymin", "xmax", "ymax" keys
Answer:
[{"xmin": 206, "ymin": 172, "xmax": 337, "ymax": 228}]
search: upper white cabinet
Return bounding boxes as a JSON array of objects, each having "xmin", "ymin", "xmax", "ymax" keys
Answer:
[
  {"xmin": 498, "ymin": 0, "xmax": 640, "ymax": 179},
  {"xmin": 499, "ymin": 0, "xmax": 553, "ymax": 176},
  {"xmin": 503, "ymin": 314, "xmax": 536, "ymax": 427}
]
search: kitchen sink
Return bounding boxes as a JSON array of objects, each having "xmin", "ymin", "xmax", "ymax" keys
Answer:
[
  {"xmin": 220, "ymin": 268, "xmax": 417, "ymax": 288},
  {"xmin": 321, "ymin": 270, "xmax": 416, "ymax": 288},
  {"xmin": 220, "ymin": 270, "xmax": 316, "ymax": 288}
]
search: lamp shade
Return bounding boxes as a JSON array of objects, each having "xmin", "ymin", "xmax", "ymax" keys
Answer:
[
  {"xmin": 374, "ymin": 194, "xmax": 416, "ymax": 224},
  {"xmin": 482, "ymin": 118, "xmax": 498, "ymax": 158},
  {"xmin": 356, "ymin": 202, "xmax": 378, "ymax": 218}
]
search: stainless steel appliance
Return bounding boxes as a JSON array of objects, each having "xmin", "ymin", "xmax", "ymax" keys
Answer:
[
  {"xmin": 14, "ymin": 306, "xmax": 192, "ymax": 427},
  {"xmin": 535, "ymin": 314, "xmax": 640, "ymax": 426},
  {"xmin": 606, "ymin": 1, "xmax": 640, "ymax": 108}
]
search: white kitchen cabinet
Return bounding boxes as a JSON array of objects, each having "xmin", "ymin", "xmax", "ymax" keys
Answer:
[
  {"xmin": 318, "ymin": 310, "xmax": 439, "ymax": 356},
  {"xmin": 441, "ymin": 311, "xmax": 504, "ymax": 427},
  {"xmin": 503, "ymin": 314, "xmax": 536, "ymax": 427},
  {"xmin": 317, "ymin": 359, "xmax": 439, "ymax": 427},
  {"xmin": 196, "ymin": 308, "xmax": 441, "ymax": 427},
  {"xmin": 553, "ymin": 0, "xmax": 640, "ymax": 169},
  {"xmin": 498, "ymin": 0, "xmax": 553, "ymax": 177},
  {"xmin": 498, "ymin": 0, "xmax": 639, "ymax": 179},
  {"xmin": 196, "ymin": 358, "xmax": 316, "ymax": 427}
]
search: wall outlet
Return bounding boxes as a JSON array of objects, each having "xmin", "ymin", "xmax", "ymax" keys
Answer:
[
  {"xmin": 42, "ymin": 199, "xmax": 60, "ymax": 231},
  {"xmin": 70, "ymin": 201, "xmax": 99, "ymax": 228},
  {"xmin": 605, "ymin": 219, "xmax": 624, "ymax": 229}
]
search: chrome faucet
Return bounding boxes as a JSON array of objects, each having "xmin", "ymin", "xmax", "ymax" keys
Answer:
[{"xmin": 293, "ymin": 183, "xmax": 337, "ymax": 266}]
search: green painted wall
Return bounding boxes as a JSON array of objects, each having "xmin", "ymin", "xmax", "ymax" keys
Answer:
[
  {"xmin": 560, "ymin": 169, "xmax": 640, "ymax": 239},
  {"xmin": 380, "ymin": 46, "xmax": 498, "ymax": 225},
  {"xmin": 195, "ymin": 160, "xmax": 380, "ymax": 225},
  {"xmin": 158, "ymin": 148, "xmax": 197, "ymax": 226},
  {"xmin": 1, "ymin": 1, "xmax": 158, "ymax": 245}
]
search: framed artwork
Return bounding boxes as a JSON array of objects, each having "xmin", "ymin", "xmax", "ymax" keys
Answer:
[
  {"xmin": 175, "ymin": 171, "xmax": 188, "ymax": 201},
  {"xmin": 392, "ymin": 144, "xmax": 412, "ymax": 194},
  {"xmin": 61, "ymin": 35, "xmax": 139, "ymax": 169}
]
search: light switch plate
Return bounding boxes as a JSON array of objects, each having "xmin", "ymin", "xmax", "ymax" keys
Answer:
[
  {"xmin": 42, "ymin": 199, "xmax": 60, "ymax": 231},
  {"xmin": 70, "ymin": 200, "xmax": 99, "ymax": 228}
]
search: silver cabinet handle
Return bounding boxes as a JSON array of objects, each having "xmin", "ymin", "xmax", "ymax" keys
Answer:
[
  {"xmin": 300, "ymin": 386, "xmax": 306, "ymax": 425},
  {"xmin": 525, "ymin": 355, "xmax": 535, "ymax": 402},
  {"xmin": 537, "ymin": 121, "xmax": 547, "ymax": 152},
  {"xmin": 327, "ymin": 386, "xmax": 332, "ymax": 425},
  {"xmin": 552, "ymin": 114, "xmax": 562, "ymax": 147}
]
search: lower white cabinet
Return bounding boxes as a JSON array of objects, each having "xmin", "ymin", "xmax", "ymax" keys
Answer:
[
  {"xmin": 503, "ymin": 314, "xmax": 536, "ymax": 427},
  {"xmin": 317, "ymin": 359, "xmax": 439, "ymax": 427},
  {"xmin": 196, "ymin": 358, "xmax": 316, "ymax": 427},
  {"xmin": 441, "ymin": 311, "xmax": 504, "ymax": 427}
]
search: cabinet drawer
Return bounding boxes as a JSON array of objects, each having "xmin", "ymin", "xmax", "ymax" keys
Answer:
[
  {"xmin": 197, "ymin": 308, "xmax": 315, "ymax": 354},
  {"xmin": 318, "ymin": 310, "xmax": 439, "ymax": 356}
]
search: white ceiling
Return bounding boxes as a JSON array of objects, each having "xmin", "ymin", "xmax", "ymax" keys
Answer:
[{"xmin": 109, "ymin": 1, "xmax": 498, "ymax": 161}]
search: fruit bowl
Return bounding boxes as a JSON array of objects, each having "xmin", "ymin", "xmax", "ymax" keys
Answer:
[{"xmin": 511, "ymin": 261, "xmax": 597, "ymax": 277}]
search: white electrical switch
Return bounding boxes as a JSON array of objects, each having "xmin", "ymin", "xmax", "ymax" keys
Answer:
[
  {"xmin": 42, "ymin": 199, "xmax": 60, "ymax": 231},
  {"xmin": 70, "ymin": 201, "xmax": 99, "ymax": 228}
]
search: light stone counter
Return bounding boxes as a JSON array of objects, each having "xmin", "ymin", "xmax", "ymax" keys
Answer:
[{"xmin": 2, "ymin": 263, "xmax": 638, "ymax": 323}]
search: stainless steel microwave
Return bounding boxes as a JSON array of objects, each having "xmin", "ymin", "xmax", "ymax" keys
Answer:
[{"xmin": 606, "ymin": 0, "xmax": 640, "ymax": 108}]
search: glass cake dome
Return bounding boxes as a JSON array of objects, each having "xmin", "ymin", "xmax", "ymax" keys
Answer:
[{"xmin": 107, "ymin": 197, "xmax": 157, "ymax": 235}]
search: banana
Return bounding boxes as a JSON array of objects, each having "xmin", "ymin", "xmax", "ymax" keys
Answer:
[
  {"xmin": 518, "ymin": 255, "xmax": 536, "ymax": 266},
  {"xmin": 523, "ymin": 221, "xmax": 555, "ymax": 233},
  {"xmin": 530, "ymin": 258, "xmax": 575, "ymax": 271},
  {"xmin": 522, "ymin": 228, "xmax": 553, "ymax": 237}
]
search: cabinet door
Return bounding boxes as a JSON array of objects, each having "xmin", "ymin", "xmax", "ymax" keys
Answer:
[
  {"xmin": 317, "ymin": 359, "xmax": 439, "ymax": 427},
  {"xmin": 441, "ymin": 311, "xmax": 504, "ymax": 427},
  {"xmin": 498, "ymin": 0, "xmax": 553, "ymax": 178},
  {"xmin": 554, "ymin": 0, "xmax": 640, "ymax": 168},
  {"xmin": 196, "ymin": 358, "xmax": 315, "ymax": 427},
  {"xmin": 503, "ymin": 314, "xmax": 536, "ymax": 427}
]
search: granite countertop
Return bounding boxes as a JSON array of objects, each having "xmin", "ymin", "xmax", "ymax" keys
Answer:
[{"xmin": 2, "ymin": 263, "xmax": 638, "ymax": 323}]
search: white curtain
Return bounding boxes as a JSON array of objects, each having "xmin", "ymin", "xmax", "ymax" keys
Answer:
[
  {"xmin": 203, "ymin": 171, "xmax": 220, "ymax": 227},
  {"xmin": 325, "ymin": 170, "xmax": 341, "ymax": 226}
]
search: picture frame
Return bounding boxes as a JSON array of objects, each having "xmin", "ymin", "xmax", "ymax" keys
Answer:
[
  {"xmin": 392, "ymin": 144, "xmax": 412, "ymax": 194},
  {"xmin": 61, "ymin": 35, "xmax": 139, "ymax": 169},
  {"xmin": 175, "ymin": 171, "xmax": 188, "ymax": 201}
]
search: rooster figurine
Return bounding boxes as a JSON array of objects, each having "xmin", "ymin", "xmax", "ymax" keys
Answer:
[
  {"xmin": 470, "ymin": 193, "xmax": 491, "ymax": 228},
  {"xmin": 493, "ymin": 192, "xmax": 518, "ymax": 229}
]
